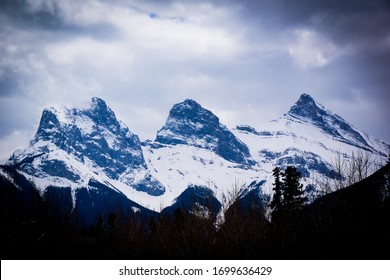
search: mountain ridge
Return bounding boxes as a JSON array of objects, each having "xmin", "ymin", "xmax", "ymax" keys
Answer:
[{"xmin": 1, "ymin": 93, "xmax": 389, "ymax": 225}]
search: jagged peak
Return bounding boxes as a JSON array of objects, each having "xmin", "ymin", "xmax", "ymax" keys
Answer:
[
  {"xmin": 180, "ymin": 98, "xmax": 201, "ymax": 108},
  {"xmin": 163, "ymin": 99, "xmax": 220, "ymax": 130},
  {"xmin": 285, "ymin": 93, "xmax": 370, "ymax": 148},
  {"xmin": 38, "ymin": 97, "xmax": 112, "ymax": 122},
  {"xmin": 297, "ymin": 93, "xmax": 316, "ymax": 104},
  {"xmin": 89, "ymin": 97, "xmax": 109, "ymax": 112},
  {"xmin": 45, "ymin": 97, "xmax": 114, "ymax": 121},
  {"xmin": 157, "ymin": 99, "xmax": 221, "ymax": 139},
  {"xmin": 33, "ymin": 96, "xmax": 133, "ymax": 148},
  {"xmin": 91, "ymin": 96, "xmax": 106, "ymax": 105},
  {"xmin": 155, "ymin": 99, "xmax": 254, "ymax": 166},
  {"xmin": 14, "ymin": 97, "xmax": 163, "ymax": 195},
  {"xmin": 170, "ymin": 99, "xmax": 214, "ymax": 117},
  {"xmin": 85, "ymin": 97, "xmax": 115, "ymax": 117},
  {"xmin": 287, "ymin": 93, "xmax": 328, "ymax": 122}
]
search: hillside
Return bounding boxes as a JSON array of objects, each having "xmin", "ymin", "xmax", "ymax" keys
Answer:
[{"xmin": 1, "ymin": 163, "xmax": 388, "ymax": 259}]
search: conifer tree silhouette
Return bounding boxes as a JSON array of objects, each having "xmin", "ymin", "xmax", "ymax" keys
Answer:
[
  {"xmin": 270, "ymin": 167, "xmax": 283, "ymax": 222},
  {"xmin": 281, "ymin": 166, "xmax": 306, "ymax": 212},
  {"xmin": 270, "ymin": 166, "xmax": 307, "ymax": 223}
]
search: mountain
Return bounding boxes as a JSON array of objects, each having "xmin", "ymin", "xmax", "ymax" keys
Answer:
[
  {"xmin": 8, "ymin": 97, "xmax": 164, "ymax": 195},
  {"xmin": 287, "ymin": 93, "xmax": 381, "ymax": 151},
  {"xmin": 1, "ymin": 94, "xmax": 389, "ymax": 227},
  {"xmin": 3, "ymin": 98, "xmax": 162, "ymax": 226},
  {"xmin": 234, "ymin": 93, "xmax": 388, "ymax": 193},
  {"xmin": 142, "ymin": 99, "xmax": 263, "ymax": 210},
  {"xmin": 155, "ymin": 99, "xmax": 254, "ymax": 166}
]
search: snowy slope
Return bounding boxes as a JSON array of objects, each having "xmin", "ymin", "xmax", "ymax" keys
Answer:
[
  {"xmin": 142, "ymin": 143, "xmax": 263, "ymax": 208},
  {"xmin": 233, "ymin": 94, "xmax": 389, "ymax": 195}
]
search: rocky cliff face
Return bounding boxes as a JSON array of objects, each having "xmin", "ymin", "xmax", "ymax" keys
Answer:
[{"xmin": 155, "ymin": 99, "xmax": 255, "ymax": 166}]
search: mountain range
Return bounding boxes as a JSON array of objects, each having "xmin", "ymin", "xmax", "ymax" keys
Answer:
[{"xmin": 1, "ymin": 93, "xmax": 388, "ymax": 226}]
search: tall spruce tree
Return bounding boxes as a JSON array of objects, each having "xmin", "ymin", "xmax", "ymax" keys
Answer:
[
  {"xmin": 270, "ymin": 167, "xmax": 283, "ymax": 222},
  {"xmin": 281, "ymin": 166, "xmax": 306, "ymax": 211}
]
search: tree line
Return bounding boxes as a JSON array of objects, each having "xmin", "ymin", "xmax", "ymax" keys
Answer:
[{"xmin": 1, "ymin": 155, "xmax": 389, "ymax": 259}]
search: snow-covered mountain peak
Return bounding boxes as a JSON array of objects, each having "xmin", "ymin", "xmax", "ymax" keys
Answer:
[
  {"xmin": 8, "ymin": 97, "xmax": 165, "ymax": 196},
  {"xmin": 90, "ymin": 96, "xmax": 107, "ymax": 108},
  {"xmin": 232, "ymin": 95, "xmax": 389, "ymax": 196},
  {"xmin": 31, "ymin": 97, "xmax": 137, "ymax": 150},
  {"xmin": 87, "ymin": 97, "xmax": 119, "ymax": 126},
  {"xmin": 161, "ymin": 98, "xmax": 219, "ymax": 131},
  {"xmin": 284, "ymin": 93, "xmax": 377, "ymax": 151},
  {"xmin": 155, "ymin": 99, "xmax": 254, "ymax": 166},
  {"xmin": 175, "ymin": 98, "xmax": 205, "ymax": 112},
  {"xmin": 287, "ymin": 93, "xmax": 328, "ymax": 122}
]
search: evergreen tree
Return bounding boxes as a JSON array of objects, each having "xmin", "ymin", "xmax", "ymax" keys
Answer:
[
  {"xmin": 281, "ymin": 166, "xmax": 306, "ymax": 211},
  {"xmin": 270, "ymin": 167, "xmax": 283, "ymax": 222}
]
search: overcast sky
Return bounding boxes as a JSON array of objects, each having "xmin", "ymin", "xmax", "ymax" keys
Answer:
[{"xmin": 0, "ymin": 0, "xmax": 389, "ymax": 162}]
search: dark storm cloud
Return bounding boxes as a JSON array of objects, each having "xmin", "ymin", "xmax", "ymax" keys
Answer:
[
  {"xmin": 235, "ymin": 0, "xmax": 390, "ymax": 121},
  {"xmin": 3, "ymin": 0, "xmax": 389, "ymax": 43},
  {"xmin": 0, "ymin": 0, "xmax": 121, "ymax": 40},
  {"xmin": 0, "ymin": 0, "xmax": 63, "ymax": 30},
  {"xmin": 0, "ymin": 68, "xmax": 21, "ymax": 97},
  {"xmin": 235, "ymin": 0, "xmax": 389, "ymax": 27},
  {"xmin": 0, "ymin": 0, "xmax": 389, "ymax": 161},
  {"xmin": 231, "ymin": 0, "xmax": 390, "ymax": 56}
]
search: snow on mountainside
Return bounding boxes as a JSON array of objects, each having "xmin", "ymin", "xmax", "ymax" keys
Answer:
[
  {"xmin": 142, "ymin": 99, "xmax": 264, "ymax": 208},
  {"xmin": 142, "ymin": 142, "xmax": 263, "ymax": 209},
  {"xmin": 1, "ymin": 94, "xmax": 389, "ymax": 221},
  {"xmin": 234, "ymin": 94, "xmax": 389, "ymax": 191},
  {"xmin": 287, "ymin": 93, "xmax": 387, "ymax": 154}
]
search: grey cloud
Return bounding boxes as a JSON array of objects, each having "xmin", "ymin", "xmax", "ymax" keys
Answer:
[
  {"xmin": 0, "ymin": 68, "xmax": 22, "ymax": 97},
  {"xmin": 0, "ymin": 0, "xmax": 63, "ymax": 30},
  {"xmin": 0, "ymin": 0, "xmax": 389, "ymax": 151},
  {"xmin": 231, "ymin": 0, "xmax": 390, "ymax": 51},
  {"xmin": 236, "ymin": 0, "xmax": 389, "ymax": 26},
  {"xmin": 1, "ymin": 1, "xmax": 121, "ymax": 42}
]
